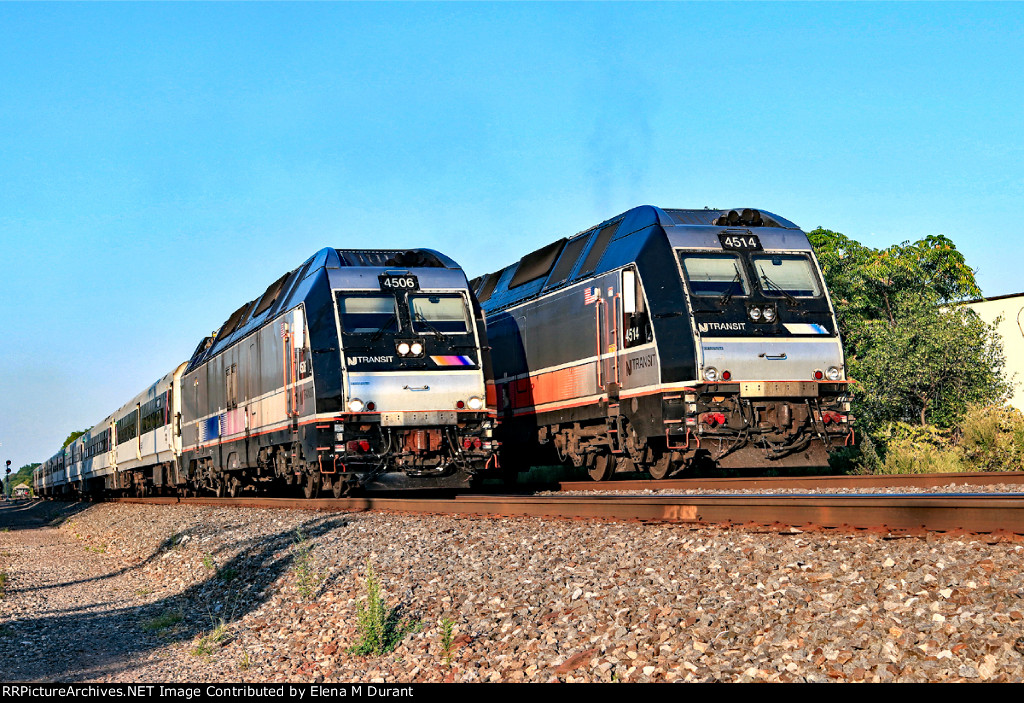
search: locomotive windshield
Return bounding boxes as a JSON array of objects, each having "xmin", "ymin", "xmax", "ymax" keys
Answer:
[
  {"xmin": 409, "ymin": 294, "xmax": 470, "ymax": 334},
  {"xmin": 338, "ymin": 295, "xmax": 399, "ymax": 334},
  {"xmin": 751, "ymin": 254, "xmax": 822, "ymax": 298},
  {"xmin": 678, "ymin": 251, "xmax": 824, "ymax": 300},
  {"xmin": 679, "ymin": 253, "xmax": 750, "ymax": 296}
]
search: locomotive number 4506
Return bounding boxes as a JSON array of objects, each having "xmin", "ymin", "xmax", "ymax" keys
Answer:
[
  {"xmin": 379, "ymin": 274, "xmax": 420, "ymax": 291},
  {"xmin": 718, "ymin": 233, "xmax": 763, "ymax": 251}
]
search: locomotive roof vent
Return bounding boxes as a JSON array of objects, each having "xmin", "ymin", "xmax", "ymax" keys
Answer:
[
  {"xmin": 383, "ymin": 249, "xmax": 444, "ymax": 268},
  {"xmin": 336, "ymin": 249, "xmax": 444, "ymax": 268},
  {"xmin": 713, "ymin": 209, "xmax": 764, "ymax": 227}
]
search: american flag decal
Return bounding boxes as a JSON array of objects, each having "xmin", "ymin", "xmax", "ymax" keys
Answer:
[
  {"xmin": 280, "ymin": 321, "xmax": 288, "ymax": 337},
  {"xmin": 584, "ymin": 287, "xmax": 600, "ymax": 305}
]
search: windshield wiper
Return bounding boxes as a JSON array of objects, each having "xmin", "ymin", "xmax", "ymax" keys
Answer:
[
  {"xmin": 369, "ymin": 314, "xmax": 398, "ymax": 342},
  {"xmin": 414, "ymin": 312, "xmax": 451, "ymax": 343},
  {"xmin": 719, "ymin": 266, "xmax": 743, "ymax": 305},
  {"xmin": 760, "ymin": 274, "xmax": 801, "ymax": 306}
]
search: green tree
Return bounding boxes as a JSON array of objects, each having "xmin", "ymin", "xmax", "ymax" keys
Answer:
[
  {"xmin": 808, "ymin": 229, "xmax": 1007, "ymax": 430},
  {"xmin": 852, "ymin": 294, "xmax": 1008, "ymax": 428},
  {"xmin": 8, "ymin": 463, "xmax": 40, "ymax": 487},
  {"xmin": 62, "ymin": 430, "xmax": 89, "ymax": 448},
  {"xmin": 808, "ymin": 228, "xmax": 981, "ymax": 358}
]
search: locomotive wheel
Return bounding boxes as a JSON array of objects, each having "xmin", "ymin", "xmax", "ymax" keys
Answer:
[
  {"xmin": 588, "ymin": 452, "xmax": 616, "ymax": 482},
  {"xmin": 227, "ymin": 477, "xmax": 242, "ymax": 498},
  {"xmin": 214, "ymin": 478, "xmax": 227, "ymax": 498},
  {"xmin": 648, "ymin": 453, "xmax": 673, "ymax": 480},
  {"xmin": 303, "ymin": 472, "xmax": 321, "ymax": 499}
]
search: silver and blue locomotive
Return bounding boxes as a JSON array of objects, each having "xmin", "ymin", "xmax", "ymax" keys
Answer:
[{"xmin": 471, "ymin": 206, "xmax": 853, "ymax": 480}]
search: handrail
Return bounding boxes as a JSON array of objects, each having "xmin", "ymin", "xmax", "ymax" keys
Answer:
[
  {"xmin": 611, "ymin": 293, "xmax": 621, "ymax": 386},
  {"xmin": 595, "ymin": 298, "xmax": 606, "ymax": 390},
  {"xmin": 281, "ymin": 323, "xmax": 290, "ymax": 416}
]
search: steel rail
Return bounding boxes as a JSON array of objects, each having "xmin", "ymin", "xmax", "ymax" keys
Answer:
[
  {"xmin": 112, "ymin": 493, "xmax": 1024, "ymax": 535},
  {"xmin": 558, "ymin": 471, "xmax": 1024, "ymax": 493}
]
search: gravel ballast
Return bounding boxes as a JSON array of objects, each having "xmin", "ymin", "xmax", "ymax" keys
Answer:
[
  {"xmin": 1, "ymin": 499, "xmax": 1023, "ymax": 682},
  {"xmin": 549, "ymin": 481, "xmax": 1024, "ymax": 497}
]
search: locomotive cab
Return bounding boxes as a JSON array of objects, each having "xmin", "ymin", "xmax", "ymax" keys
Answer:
[
  {"xmin": 666, "ymin": 216, "xmax": 853, "ymax": 469},
  {"xmin": 330, "ymin": 259, "xmax": 494, "ymax": 489}
]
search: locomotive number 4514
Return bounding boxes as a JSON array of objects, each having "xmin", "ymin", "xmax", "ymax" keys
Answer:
[
  {"xmin": 718, "ymin": 233, "xmax": 763, "ymax": 251},
  {"xmin": 379, "ymin": 274, "xmax": 420, "ymax": 291}
]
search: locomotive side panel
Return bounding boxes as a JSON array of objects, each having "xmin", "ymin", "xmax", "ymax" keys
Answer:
[
  {"xmin": 491, "ymin": 270, "xmax": 622, "ymax": 420},
  {"xmin": 181, "ymin": 303, "xmax": 316, "ymax": 495}
]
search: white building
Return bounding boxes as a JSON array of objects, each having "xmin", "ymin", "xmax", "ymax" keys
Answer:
[{"xmin": 967, "ymin": 293, "xmax": 1024, "ymax": 411}]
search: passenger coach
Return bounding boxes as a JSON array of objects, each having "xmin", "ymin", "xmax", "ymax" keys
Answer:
[
  {"xmin": 471, "ymin": 206, "xmax": 853, "ymax": 480},
  {"xmin": 35, "ymin": 368, "xmax": 184, "ymax": 498}
]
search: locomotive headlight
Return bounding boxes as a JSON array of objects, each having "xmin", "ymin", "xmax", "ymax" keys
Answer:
[
  {"xmin": 748, "ymin": 306, "xmax": 762, "ymax": 321},
  {"xmin": 826, "ymin": 366, "xmax": 842, "ymax": 381},
  {"xmin": 410, "ymin": 341, "xmax": 424, "ymax": 356},
  {"xmin": 397, "ymin": 342, "xmax": 411, "ymax": 356},
  {"xmin": 762, "ymin": 306, "xmax": 776, "ymax": 322},
  {"xmin": 704, "ymin": 367, "xmax": 718, "ymax": 382},
  {"xmin": 467, "ymin": 396, "xmax": 484, "ymax": 410},
  {"xmin": 347, "ymin": 398, "xmax": 365, "ymax": 413}
]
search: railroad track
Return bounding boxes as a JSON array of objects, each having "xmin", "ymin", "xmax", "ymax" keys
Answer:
[
  {"xmin": 112, "ymin": 488, "xmax": 1024, "ymax": 537},
  {"xmin": 558, "ymin": 470, "xmax": 1024, "ymax": 493}
]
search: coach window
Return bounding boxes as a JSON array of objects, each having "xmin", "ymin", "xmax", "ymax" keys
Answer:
[
  {"xmin": 750, "ymin": 254, "xmax": 822, "ymax": 298},
  {"xmin": 337, "ymin": 295, "xmax": 399, "ymax": 334},
  {"xmin": 678, "ymin": 253, "xmax": 750, "ymax": 297},
  {"xmin": 409, "ymin": 294, "xmax": 470, "ymax": 334}
]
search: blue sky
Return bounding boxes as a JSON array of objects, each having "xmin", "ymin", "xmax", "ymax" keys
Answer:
[{"xmin": 2, "ymin": 2, "xmax": 1022, "ymax": 468}]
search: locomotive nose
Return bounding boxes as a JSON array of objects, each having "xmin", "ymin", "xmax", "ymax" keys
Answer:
[{"xmin": 346, "ymin": 372, "xmax": 485, "ymax": 414}]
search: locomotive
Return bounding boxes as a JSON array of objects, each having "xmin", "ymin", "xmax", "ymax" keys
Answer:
[
  {"xmin": 470, "ymin": 205, "xmax": 853, "ymax": 480},
  {"xmin": 35, "ymin": 247, "xmax": 495, "ymax": 498}
]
